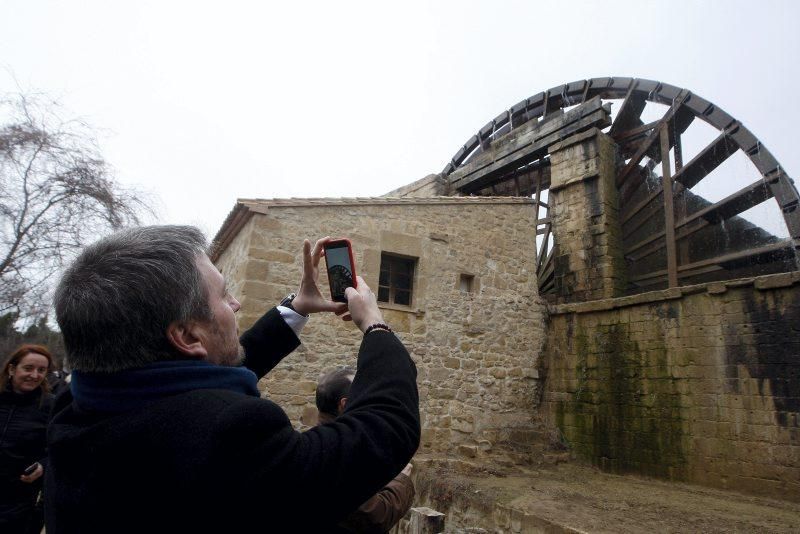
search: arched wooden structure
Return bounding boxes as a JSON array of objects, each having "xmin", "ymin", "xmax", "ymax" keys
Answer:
[{"xmin": 443, "ymin": 77, "xmax": 800, "ymax": 296}]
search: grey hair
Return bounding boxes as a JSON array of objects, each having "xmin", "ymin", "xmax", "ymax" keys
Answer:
[{"xmin": 54, "ymin": 225, "xmax": 212, "ymax": 373}]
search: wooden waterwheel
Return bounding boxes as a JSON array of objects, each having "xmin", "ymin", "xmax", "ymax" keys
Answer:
[{"xmin": 442, "ymin": 77, "xmax": 800, "ymax": 297}]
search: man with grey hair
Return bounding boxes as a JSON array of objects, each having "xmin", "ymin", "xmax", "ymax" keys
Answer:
[{"xmin": 45, "ymin": 225, "xmax": 419, "ymax": 534}]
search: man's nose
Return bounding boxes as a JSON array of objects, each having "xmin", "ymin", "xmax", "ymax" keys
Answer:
[{"xmin": 231, "ymin": 296, "xmax": 241, "ymax": 313}]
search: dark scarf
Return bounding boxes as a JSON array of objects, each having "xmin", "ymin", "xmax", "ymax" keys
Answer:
[{"xmin": 71, "ymin": 359, "xmax": 260, "ymax": 413}]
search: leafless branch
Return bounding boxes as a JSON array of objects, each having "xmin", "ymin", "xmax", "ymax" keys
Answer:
[{"xmin": 1, "ymin": 91, "xmax": 152, "ymax": 317}]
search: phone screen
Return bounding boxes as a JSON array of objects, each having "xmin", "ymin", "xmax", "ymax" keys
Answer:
[{"xmin": 325, "ymin": 240, "xmax": 356, "ymax": 303}]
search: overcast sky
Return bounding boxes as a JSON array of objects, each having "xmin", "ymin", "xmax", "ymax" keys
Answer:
[{"xmin": 2, "ymin": 0, "xmax": 798, "ymax": 238}]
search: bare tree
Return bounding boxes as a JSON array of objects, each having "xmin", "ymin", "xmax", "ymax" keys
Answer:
[{"xmin": 1, "ymin": 91, "xmax": 149, "ymax": 317}]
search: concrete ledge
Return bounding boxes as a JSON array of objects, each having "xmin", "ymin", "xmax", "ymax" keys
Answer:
[{"xmin": 548, "ymin": 271, "xmax": 800, "ymax": 315}]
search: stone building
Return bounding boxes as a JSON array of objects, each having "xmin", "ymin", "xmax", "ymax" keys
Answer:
[
  {"xmin": 213, "ymin": 196, "xmax": 547, "ymax": 458},
  {"xmin": 212, "ymin": 77, "xmax": 800, "ymax": 505}
]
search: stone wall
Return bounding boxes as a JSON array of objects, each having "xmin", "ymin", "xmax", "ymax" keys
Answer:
[
  {"xmin": 548, "ymin": 128, "xmax": 625, "ymax": 303},
  {"xmin": 383, "ymin": 174, "xmax": 449, "ymax": 197},
  {"xmin": 541, "ymin": 271, "xmax": 800, "ymax": 501},
  {"xmin": 215, "ymin": 198, "xmax": 547, "ymax": 458}
]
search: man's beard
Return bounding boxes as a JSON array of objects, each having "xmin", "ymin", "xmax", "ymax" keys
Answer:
[{"xmin": 209, "ymin": 322, "xmax": 245, "ymax": 367}]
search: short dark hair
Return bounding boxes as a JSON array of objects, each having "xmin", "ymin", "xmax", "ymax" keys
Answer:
[
  {"xmin": 54, "ymin": 225, "xmax": 211, "ymax": 373},
  {"xmin": 315, "ymin": 367, "xmax": 355, "ymax": 417}
]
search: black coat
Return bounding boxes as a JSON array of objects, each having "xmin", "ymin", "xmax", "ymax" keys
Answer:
[
  {"xmin": 45, "ymin": 309, "xmax": 420, "ymax": 533},
  {"xmin": 0, "ymin": 385, "xmax": 53, "ymax": 522}
]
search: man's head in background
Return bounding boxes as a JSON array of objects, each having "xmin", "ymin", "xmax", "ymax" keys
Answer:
[{"xmin": 315, "ymin": 366, "xmax": 356, "ymax": 422}]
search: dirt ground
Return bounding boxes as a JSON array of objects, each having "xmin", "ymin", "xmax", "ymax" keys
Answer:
[{"xmin": 413, "ymin": 456, "xmax": 800, "ymax": 533}]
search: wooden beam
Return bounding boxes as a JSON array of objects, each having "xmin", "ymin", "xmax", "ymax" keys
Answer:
[
  {"xmin": 449, "ymin": 97, "xmax": 609, "ymax": 193},
  {"xmin": 629, "ymin": 264, "xmax": 722, "ymax": 284},
  {"xmin": 536, "ymin": 220, "xmax": 552, "ymax": 234},
  {"xmin": 660, "ymin": 124, "xmax": 678, "ymax": 287},
  {"xmin": 536, "ymin": 224, "xmax": 553, "ymax": 272},
  {"xmin": 626, "ymin": 229, "xmax": 666, "ymax": 261},
  {"xmin": 622, "ymin": 185, "xmax": 663, "ymax": 227},
  {"xmin": 616, "ymin": 89, "xmax": 690, "ymax": 188},
  {"xmin": 676, "ymin": 178, "xmax": 774, "ymax": 227},
  {"xmin": 673, "ymin": 132, "xmax": 738, "ymax": 190},
  {"xmin": 628, "ymin": 240, "xmax": 793, "ymax": 283},
  {"xmin": 645, "ymin": 106, "xmax": 695, "ymax": 164},
  {"xmin": 538, "ymin": 247, "xmax": 555, "ymax": 282},
  {"xmin": 625, "ymin": 177, "xmax": 776, "ymax": 261},
  {"xmin": 612, "ymin": 119, "xmax": 660, "ymax": 143},
  {"xmin": 679, "ymin": 240, "xmax": 794, "ymax": 273},
  {"xmin": 470, "ymin": 159, "xmax": 551, "ymax": 197},
  {"xmin": 609, "ymin": 80, "xmax": 646, "ymax": 135}
]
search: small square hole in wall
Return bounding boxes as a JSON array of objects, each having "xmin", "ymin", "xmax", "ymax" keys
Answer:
[{"xmin": 459, "ymin": 274, "xmax": 474, "ymax": 293}]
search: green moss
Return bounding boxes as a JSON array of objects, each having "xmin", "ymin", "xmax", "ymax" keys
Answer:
[{"xmin": 558, "ymin": 317, "xmax": 686, "ymax": 478}]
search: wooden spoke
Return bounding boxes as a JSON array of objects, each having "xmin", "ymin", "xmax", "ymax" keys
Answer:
[
  {"xmin": 609, "ymin": 80, "xmax": 646, "ymax": 136},
  {"xmin": 678, "ymin": 178, "xmax": 774, "ymax": 226},
  {"xmin": 673, "ymin": 132, "xmax": 738, "ymax": 190},
  {"xmin": 625, "ymin": 177, "xmax": 777, "ymax": 261},
  {"xmin": 629, "ymin": 240, "xmax": 794, "ymax": 284},
  {"xmin": 616, "ymin": 89, "xmax": 690, "ymax": 188}
]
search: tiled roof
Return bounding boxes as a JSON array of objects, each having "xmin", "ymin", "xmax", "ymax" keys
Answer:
[{"xmin": 239, "ymin": 196, "xmax": 534, "ymax": 208}]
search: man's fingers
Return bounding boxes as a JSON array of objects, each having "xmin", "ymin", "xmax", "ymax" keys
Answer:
[
  {"xmin": 314, "ymin": 300, "xmax": 347, "ymax": 314},
  {"xmin": 302, "ymin": 239, "xmax": 313, "ymax": 277},
  {"xmin": 310, "ymin": 236, "xmax": 331, "ymax": 268}
]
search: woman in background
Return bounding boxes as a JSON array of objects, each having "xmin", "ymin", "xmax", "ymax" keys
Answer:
[{"xmin": 0, "ymin": 344, "xmax": 54, "ymax": 534}]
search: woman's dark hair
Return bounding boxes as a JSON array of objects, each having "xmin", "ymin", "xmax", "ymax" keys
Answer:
[{"xmin": 1, "ymin": 344, "xmax": 53, "ymax": 394}]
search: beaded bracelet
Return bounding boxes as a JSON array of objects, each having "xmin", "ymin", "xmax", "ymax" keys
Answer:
[{"xmin": 364, "ymin": 323, "xmax": 393, "ymax": 335}]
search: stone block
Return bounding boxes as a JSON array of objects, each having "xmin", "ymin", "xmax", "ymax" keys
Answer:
[
  {"xmin": 458, "ymin": 444, "xmax": 478, "ymax": 458},
  {"xmin": 250, "ymin": 248, "xmax": 295, "ymax": 263},
  {"xmin": 490, "ymin": 368, "xmax": 507, "ymax": 379},
  {"xmin": 755, "ymin": 272, "xmax": 796, "ymax": 290},
  {"xmin": 444, "ymin": 357, "xmax": 461, "ymax": 369}
]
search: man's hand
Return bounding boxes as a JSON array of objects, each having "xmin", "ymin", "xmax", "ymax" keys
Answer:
[
  {"xmin": 344, "ymin": 277, "xmax": 385, "ymax": 333},
  {"xmin": 291, "ymin": 237, "xmax": 348, "ymax": 316}
]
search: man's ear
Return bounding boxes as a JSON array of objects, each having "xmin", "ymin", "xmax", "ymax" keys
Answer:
[
  {"xmin": 337, "ymin": 396, "xmax": 348, "ymax": 415},
  {"xmin": 166, "ymin": 321, "xmax": 208, "ymax": 359}
]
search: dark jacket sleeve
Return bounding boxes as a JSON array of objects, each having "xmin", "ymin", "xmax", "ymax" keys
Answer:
[
  {"xmin": 238, "ymin": 307, "xmax": 301, "ymax": 379},
  {"xmin": 338, "ymin": 473, "xmax": 415, "ymax": 534},
  {"xmin": 215, "ymin": 329, "xmax": 420, "ymax": 527}
]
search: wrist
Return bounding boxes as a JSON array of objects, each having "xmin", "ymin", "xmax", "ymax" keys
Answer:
[
  {"xmin": 364, "ymin": 322, "xmax": 392, "ymax": 335},
  {"xmin": 280, "ymin": 293, "xmax": 310, "ymax": 317}
]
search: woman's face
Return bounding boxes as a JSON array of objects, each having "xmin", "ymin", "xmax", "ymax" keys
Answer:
[{"xmin": 9, "ymin": 352, "xmax": 49, "ymax": 394}]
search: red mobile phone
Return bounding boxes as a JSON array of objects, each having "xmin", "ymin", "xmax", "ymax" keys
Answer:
[{"xmin": 323, "ymin": 239, "xmax": 357, "ymax": 303}]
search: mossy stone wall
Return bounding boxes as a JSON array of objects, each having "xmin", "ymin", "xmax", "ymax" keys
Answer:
[{"xmin": 542, "ymin": 273, "xmax": 800, "ymax": 501}]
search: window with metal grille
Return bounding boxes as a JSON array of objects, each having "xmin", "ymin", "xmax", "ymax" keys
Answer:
[{"xmin": 378, "ymin": 253, "xmax": 416, "ymax": 306}]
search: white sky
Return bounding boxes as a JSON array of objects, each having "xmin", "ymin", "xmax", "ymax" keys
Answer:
[{"xmin": 2, "ymin": 0, "xmax": 798, "ymax": 238}]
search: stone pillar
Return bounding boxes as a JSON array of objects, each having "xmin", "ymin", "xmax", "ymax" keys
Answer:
[
  {"xmin": 548, "ymin": 128, "xmax": 625, "ymax": 303},
  {"xmin": 408, "ymin": 507, "xmax": 446, "ymax": 534}
]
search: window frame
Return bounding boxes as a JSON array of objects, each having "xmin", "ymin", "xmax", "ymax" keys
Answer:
[{"xmin": 377, "ymin": 252, "xmax": 417, "ymax": 307}]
